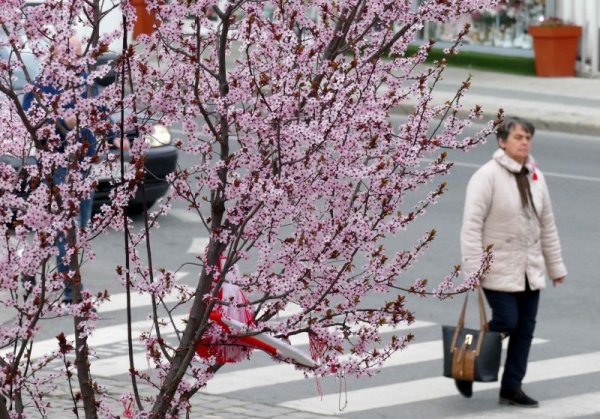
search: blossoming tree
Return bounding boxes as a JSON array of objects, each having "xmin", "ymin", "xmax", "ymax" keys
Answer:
[{"xmin": 0, "ymin": 0, "xmax": 498, "ymax": 417}]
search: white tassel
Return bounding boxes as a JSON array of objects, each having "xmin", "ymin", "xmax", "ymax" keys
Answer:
[
  {"xmin": 196, "ymin": 261, "xmax": 256, "ymax": 363},
  {"xmin": 218, "ymin": 281, "xmax": 254, "ymax": 327},
  {"xmin": 212, "ymin": 267, "xmax": 255, "ymax": 363}
]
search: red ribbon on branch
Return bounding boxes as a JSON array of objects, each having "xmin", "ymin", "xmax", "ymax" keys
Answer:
[{"xmin": 195, "ymin": 255, "xmax": 317, "ymax": 368}]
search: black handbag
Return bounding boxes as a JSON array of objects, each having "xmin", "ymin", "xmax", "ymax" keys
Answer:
[{"xmin": 442, "ymin": 287, "xmax": 502, "ymax": 382}]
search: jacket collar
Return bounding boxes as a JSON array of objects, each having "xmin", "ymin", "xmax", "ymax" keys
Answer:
[{"xmin": 493, "ymin": 148, "xmax": 536, "ymax": 174}]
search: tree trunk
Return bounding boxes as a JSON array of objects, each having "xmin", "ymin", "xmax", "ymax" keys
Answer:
[
  {"xmin": 151, "ymin": 192, "xmax": 226, "ymax": 416},
  {"xmin": 73, "ymin": 322, "xmax": 97, "ymax": 419},
  {"xmin": 68, "ymin": 227, "xmax": 97, "ymax": 418},
  {"xmin": 0, "ymin": 395, "xmax": 9, "ymax": 419},
  {"xmin": 149, "ymin": 268, "xmax": 214, "ymax": 417}
]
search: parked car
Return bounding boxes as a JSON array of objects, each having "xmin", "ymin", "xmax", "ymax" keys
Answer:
[
  {"xmin": 0, "ymin": 47, "xmax": 178, "ymax": 215},
  {"xmin": 93, "ymin": 125, "xmax": 178, "ymax": 214}
]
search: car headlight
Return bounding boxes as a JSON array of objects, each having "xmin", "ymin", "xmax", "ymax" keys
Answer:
[{"xmin": 145, "ymin": 124, "xmax": 172, "ymax": 147}]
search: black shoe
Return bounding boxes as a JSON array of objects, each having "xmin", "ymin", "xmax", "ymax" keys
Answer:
[
  {"xmin": 455, "ymin": 379, "xmax": 473, "ymax": 398},
  {"xmin": 499, "ymin": 387, "xmax": 539, "ymax": 407}
]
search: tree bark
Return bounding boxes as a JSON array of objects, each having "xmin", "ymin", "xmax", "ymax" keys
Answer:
[
  {"xmin": 149, "ymin": 260, "xmax": 218, "ymax": 417},
  {"xmin": 150, "ymin": 3, "xmax": 234, "ymax": 415},
  {"xmin": 0, "ymin": 395, "xmax": 9, "ymax": 419},
  {"xmin": 69, "ymin": 227, "xmax": 98, "ymax": 419}
]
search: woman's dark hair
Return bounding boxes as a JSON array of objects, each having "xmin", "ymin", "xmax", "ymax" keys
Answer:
[{"xmin": 496, "ymin": 116, "xmax": 535, "ymax": 143}]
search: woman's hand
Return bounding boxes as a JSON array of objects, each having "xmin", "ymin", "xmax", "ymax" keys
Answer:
[{"xmin": 552, "ymin": 276, "xmax": 566, "ymax": 287}]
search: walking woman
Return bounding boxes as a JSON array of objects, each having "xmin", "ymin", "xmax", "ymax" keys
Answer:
[{"xmin": 459, "ymin": 117, "xmax": 567, "ymax": 407}]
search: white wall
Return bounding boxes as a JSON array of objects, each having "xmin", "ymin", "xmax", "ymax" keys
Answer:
[{"xmin": 557, "ymin": 0, "xmax": 600, "ymax": 75}]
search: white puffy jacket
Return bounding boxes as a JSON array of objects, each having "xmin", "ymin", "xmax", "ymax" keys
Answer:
[{"xmin": 461, "ymin": 149, "xmax": 567, "ymax": 292}]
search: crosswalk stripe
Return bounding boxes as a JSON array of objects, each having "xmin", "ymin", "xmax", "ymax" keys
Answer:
[
  {"xmin": 287, "ymin": 320, "xmax": 435, "ymax": 346},
  {"xmin": 202, "ymin": 336, "xmax": 546, "ymax": 394},
  {"xmin": 97, "ymin": 272, "xmax": 191, "ymax": 313},
  {"xmin": 93, "ymin": 351, "xmax": 151, "ymax": 377},
  {"xmin": 8, "ymin": 303, "xmax": 311, "ymax": 361},
  {"xmin": 187, "ymin": 237, "xmax": 210, "ymax": 254},
  {"xmin": 261, "ymin": 303, "xmax": 303, "ymax": 318},
  {"xmin": 279, "ymin": 351, "xmax": 600, "ymax": 415},
  {"xmin": 96, "ymin": 281, "xmax": 303, "ymax": 316},
  {"xmin": 1, "ymin": 314, "xmax": 188, "ymax": 360},
  {"xmin": 168, "ymin": 208, "xmax": 204, "ymax": 223},
  {"xmin": 449, "ymin": 391, "xmax": 600, "ymax": 418},
  {"xmin": 94, "ymin": 320, "xmax": 436, "ymax": 378}
]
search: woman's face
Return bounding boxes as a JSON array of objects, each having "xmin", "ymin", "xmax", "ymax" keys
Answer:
[{"xmin": 500, "ymin": 123, "xmax": 532, "ymax": 164}]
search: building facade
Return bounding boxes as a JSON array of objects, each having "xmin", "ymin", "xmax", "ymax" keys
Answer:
[{"xmin": 421, "ymin": 0, "xmax": 600, "ymax": 76}]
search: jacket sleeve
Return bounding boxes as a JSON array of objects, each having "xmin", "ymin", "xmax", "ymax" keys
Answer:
[
  {"xmin": 461, "ymin": 168, "xmax": 493, "ymax": 277},
  {"xmin": 539, "ymin": 175, "xmax": 567, "ymax": 280}
]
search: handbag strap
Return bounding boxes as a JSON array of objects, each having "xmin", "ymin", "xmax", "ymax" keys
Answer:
[
  {"xmin": 474, "ymin": 287, "xmax": 489, "ymax": 356},
  {"xmin": 450, "ymin": 287, "xmax": 489, "ymax": 355},
  {"xmin": 477, "ymin": 287, "xmax": 489, "ymax": 332},
  {"xmin": 449, "ymin": 291, "xmax": 469, "ymax": 351}
]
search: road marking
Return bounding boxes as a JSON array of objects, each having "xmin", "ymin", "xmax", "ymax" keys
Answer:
[
  {"xmin": 4, "ymin": 303, "xmax": 308, "ymax": 363},
  {"xmin": 287, "ymin": 320, "xmax": 435, "ymax": 346},
  {"xmin": 261, "ymin": 302, "xmax": 304, "ymax": 319},
  {"xmin": 168, "ymin": 208, "xmax": 204, "ymax": 224},
  {"xmin": 92, "ymin": 350, "xmax": 152, "ymax": 377},
  {"xmin": 445, "ymin": 160, "xmax": 600, "ymax": 183},
  {"xmin": 280, "ymin": 351, "xmax": 600, "ymax": 415},
  {"xmin": 203, "ymin": 335, "xmax": 545, "ymax": 394},
  {"xmin": 449, "ymin": 391, "xmax": 600, "ymax": 418},
  {"xmin": 94, "ymin": 320, "xmax": 437, "ymax": 379},
  {"xmin": 0, "ymin": 314, "xmax": 189, "ymax": 361},
  {"xmin": 187, "ymin": 237, "xmax": 210, "ymax": 254},
  {"xmin": 541, "ymin": 170, "xmax": 600, "ymax": 183},
  {"xmin": 169, "ymin": 130, "xmax": 600, "ymax": 183},
  {"xmin": 97, "ymin": 272, "xmax": 191, "ymax": 313}
]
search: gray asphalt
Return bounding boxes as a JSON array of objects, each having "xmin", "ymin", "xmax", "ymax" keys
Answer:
[
  {"xmin": 5, "ymin": 118, "xmax": 599, "ymax": 418},
  {"xmin": 193, "ymin": 118, "xmax": 600, "ymax": 418}
]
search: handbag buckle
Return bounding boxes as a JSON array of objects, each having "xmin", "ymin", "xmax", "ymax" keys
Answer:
[{"xmin": 465, "ymin": 334, "xmax": 473, "ymax": 345}]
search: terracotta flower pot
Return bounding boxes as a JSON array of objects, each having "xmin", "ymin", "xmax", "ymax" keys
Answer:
[
  {"xmin": 130, "ymin": 0, "xmax": 159, "ymax": 39},
  {"xmin": 528, "ymin": 25, "xmax": 582, "ymax": 77}
]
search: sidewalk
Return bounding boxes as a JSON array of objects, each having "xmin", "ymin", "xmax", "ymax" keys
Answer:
[
  {"xmin": 394, "ymin": 65, "xmax": 600, "ymax": 136},
  {"xmin": 41, "ymin": 377, "xmax": 331, "ymax": 418}
]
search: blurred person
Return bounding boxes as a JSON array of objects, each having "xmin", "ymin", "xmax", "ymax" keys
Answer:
[
  {"xmin": 458, "ymin": 116, "xmax": 567, "ymax": 407},
  {"xmin": 22, "ymin": 36, "xmax": 109, "ymax": 303}
]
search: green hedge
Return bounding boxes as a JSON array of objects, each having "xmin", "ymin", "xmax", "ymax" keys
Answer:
[{"xmin": 405, "ymin": 45, "xmax": 536, "ymax": 76}]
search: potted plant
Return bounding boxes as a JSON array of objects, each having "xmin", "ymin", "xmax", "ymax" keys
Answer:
[
  {"xmin": 130, "ymin": 0, "xmax": 160, "ymax": 39},
  {"xmin": 528, "ymin": 17, "xmax": 582, "ymax": 77}
]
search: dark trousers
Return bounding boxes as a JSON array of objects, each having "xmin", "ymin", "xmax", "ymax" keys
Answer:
[{"xmin": 483, "ymin": 280, "xmax": 540, "ymax": 390}]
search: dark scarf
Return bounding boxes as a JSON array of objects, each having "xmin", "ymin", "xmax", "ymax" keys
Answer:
[{"xmin": 515, "ymin": 166, "xmax": 539, "ymax": 219}]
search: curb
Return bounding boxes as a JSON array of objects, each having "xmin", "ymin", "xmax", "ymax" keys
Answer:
[{"xmin": 391, "ymin": 103, "xmax": 600, "ymax": 138}]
